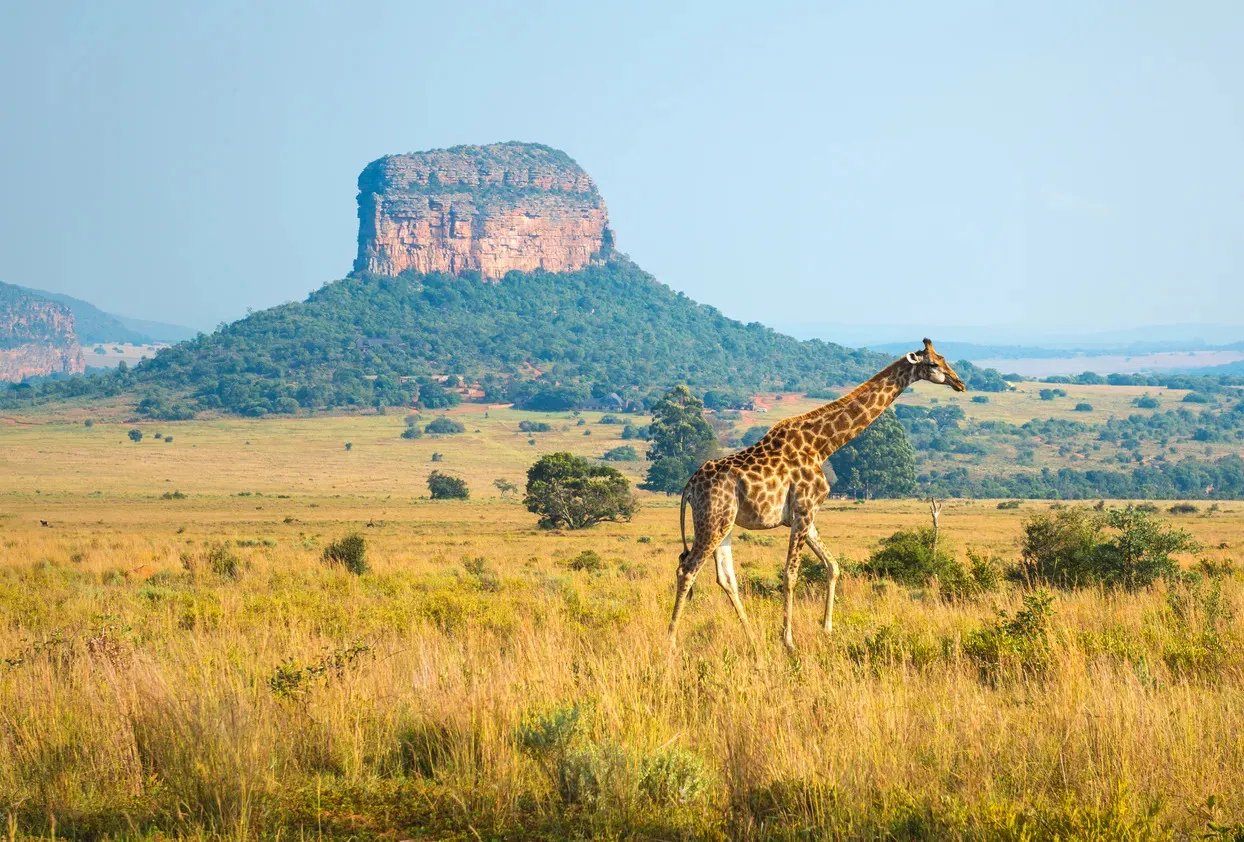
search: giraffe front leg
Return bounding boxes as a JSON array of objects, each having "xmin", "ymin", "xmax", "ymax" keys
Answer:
[
  {"xmin": 805, "ymin": 525, "xmax": 841, "ymax": 634},
  {"xmin": 781, "ymin": 518, "xmax": 812, "ymax": 653}
]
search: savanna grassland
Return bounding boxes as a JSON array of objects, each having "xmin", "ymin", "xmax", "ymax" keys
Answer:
[{"xmin": 2, "ymin": 402, "xmax": 1244, "ymax": 841}]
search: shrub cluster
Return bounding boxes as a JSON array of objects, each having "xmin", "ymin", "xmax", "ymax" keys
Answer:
[
  {"xmin": 322, "ymin": 533, "xmax": 368, "ymax": 575},
  {"xmin": 515, "ymin": 703, "xmax": 711, "ymax": 808},
  {"xmin": 1018, "ymin": 506, "xmax": 1198, "ymax": 590},
  {"xmin": 428, "ymin": 471, "xmax": 470, "ymax": 500},
  {"xmin": 862, "ymin": 528, "xmax": 1000, "ymax": 599},
  {"xmin": 425, "ymin": 416, "xmax": 465, "ymax": 435}
]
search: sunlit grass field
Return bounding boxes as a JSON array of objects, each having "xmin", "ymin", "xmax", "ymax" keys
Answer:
[{"xmin": 3, "ymin": 398, "xmax": 1244, "ymax": 839}]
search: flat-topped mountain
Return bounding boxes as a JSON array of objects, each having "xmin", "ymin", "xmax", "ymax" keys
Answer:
[
  {"xmin": 354, "ymin": 142, "xmax": 611, "ymax": 278},
  {"xmin": 0, "ymin": 282, "xmax": 85, "ymax": 382},
  {"xmin": 3, "ymin": 142, "xmax": 889, "ymax": 415}
]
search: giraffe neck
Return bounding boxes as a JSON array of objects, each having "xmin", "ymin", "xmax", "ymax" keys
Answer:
[{"xmin": 792, "ymin": 359, "xmax": 915, "ymax": 462}]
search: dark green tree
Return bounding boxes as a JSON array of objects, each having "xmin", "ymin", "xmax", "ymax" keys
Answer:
[
  {"xmin": 425, "ymin": 416, "xmax": 465, "ymax": 435},
  {"xmin": 524, "ymin": 451, "xmax": 637, "ymax": 529},
  {"xmin": 127, "ymin": 429, "xmax": 143, "ymax": 442},
  {"xmin": 640, "ymin": 385, "xmax": 718, "ymax": 494},
  {"xmin": 827, "ymin": 409, "xmax": 916, "ymax": 499},
  {"xmin": 427, "ymin": 470, "xmax": 470, "ymax": 500}
]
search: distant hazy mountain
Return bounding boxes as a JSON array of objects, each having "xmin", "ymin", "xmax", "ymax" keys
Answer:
[
  {"xmin": 16, "ymin": 287, "xmax": 196, "ymax": 344},
  {"xmin": 865, "ymin": 341, "xmax": 1068, "ymax": 361},
  {"xmin": 779, "ymin": 321, "xmax": 1244, "ymax": 353}
]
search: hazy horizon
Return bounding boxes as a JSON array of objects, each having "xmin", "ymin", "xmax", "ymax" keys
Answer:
[{"xmin": 2, "ymin": 2, "xmax": 1240, "ymax": 336}]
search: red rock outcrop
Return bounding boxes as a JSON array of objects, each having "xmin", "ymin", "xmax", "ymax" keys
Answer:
[
  {"xmin": 354, "ymin": 142, "xmax": 612, "ymax": 279},
  {"xmin": 0, "ymin": 283, "xmax": 86, "ymax": 382}
]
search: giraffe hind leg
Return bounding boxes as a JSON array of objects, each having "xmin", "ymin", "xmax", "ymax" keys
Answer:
[{"xmin": 667, "ymin": 540, "xmax": 716, "ymax": 648}]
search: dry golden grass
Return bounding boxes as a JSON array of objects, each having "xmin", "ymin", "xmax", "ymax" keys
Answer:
[{"xmin": 2, "ymin": 482, "xmax": 1243, "ymax": 840}]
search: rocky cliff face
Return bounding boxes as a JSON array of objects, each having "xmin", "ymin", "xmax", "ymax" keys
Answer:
[
  {"xmin": 354, "ymin": 142, "xmax": 612, "ymax": 279},
  {"xmin": 0, "ymin": 283, "xmax": 86, "ymax": 382}
]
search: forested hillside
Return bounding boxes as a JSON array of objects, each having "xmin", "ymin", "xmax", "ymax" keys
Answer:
[{"xmin": 1, "ymin": 258, "xmax": 891, "ymax": 417}]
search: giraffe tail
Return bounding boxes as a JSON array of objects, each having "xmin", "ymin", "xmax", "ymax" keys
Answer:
[{"xmin": 678, "ymin": 483, "xmax": 690, "ymax": 565}]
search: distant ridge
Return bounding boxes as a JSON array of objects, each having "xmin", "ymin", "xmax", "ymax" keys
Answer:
[{"xmin": 18, "ymin": 286, "xmax": 197, "ymax": 344}]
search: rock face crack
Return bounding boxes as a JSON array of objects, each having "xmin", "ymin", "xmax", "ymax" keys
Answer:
[{"xmin": 353, "ymin": 142, "xmax": 612, "ymax": 279}]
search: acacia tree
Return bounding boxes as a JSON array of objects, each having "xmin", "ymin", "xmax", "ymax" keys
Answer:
[
  {"xmin": 827, "ymin": 409, "xmax": 916, "ymax": 499},
  {"xmin": 524, "ymin": 451, "xmax": 637, "ymax": 529},
  {"xmin": 640, "ymin": 385, "xmax": 719, "ymax": 494}
]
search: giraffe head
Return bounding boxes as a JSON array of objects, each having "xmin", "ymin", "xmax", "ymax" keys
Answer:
[{"xmin": 905, "ymin": 338, "xmax": 966, "ymax": 391}]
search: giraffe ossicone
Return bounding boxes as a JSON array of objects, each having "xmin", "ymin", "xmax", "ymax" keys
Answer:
[{"xmin": 667, "ymin": 339, "xmax": 966, "ymax": 652}]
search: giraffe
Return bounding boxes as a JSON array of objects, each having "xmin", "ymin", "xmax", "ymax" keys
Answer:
[{"xmin": 667, "ymin": 338, "xmax": 966, "ymax": 652}]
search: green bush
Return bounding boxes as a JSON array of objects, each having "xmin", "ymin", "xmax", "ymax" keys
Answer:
[
  {"xmin": 1168, "ymin": 503, "xmax": 1198, "ymax": 515},
  {"xmin": 1163, "ymin": 577, "xmax": 1237, "ymax": 678},
  {"xmin": 182, "ymin": 542, "xmax": 242, "ymax": 579},
  {"xmin": 322, "ymin": 532, "xmax": 368, "ymax": 575},
  {"xmin": 847, "ymin": 623, "xmax": 941, "ymax": 671},
  {"xmin": 864, "ymin": 529, "xmax": 958, "ymax": 586},
  {"xmin": 428, "ymin": 471, "xmax": 470, "ymax": 500},
  {"xmin": 564, "ymin": 550, "xmax": 605, "ymax": 572},
  {"xmin": 207, "ymin": 543, "xmax": 241, "ymax": 579},
  {"xmin": 639, "ymin": 746, "xmax": 712, "ymax": 805},
  {"xmin": 862, "ymin": 528, "xmax": 999, "ymax": 599},
  {"xmin": 996, "ymin": 500, "xmax": 1022, "ymax": 510},
  {"xmin": 1074, "ymin": 402, "xmax": 1094, "ymax": 412},
  {"xmin": 519, "ymin": 420, "xmax": 552, "ymax": 433},
  {"xmin": 400, "ymin": 425, "xmax": 423, "ymax": 439},
  {"xmin": 601, "ymin": 445, "xmax": 639, "ymax": 461},
  {"xmin": 426, "ymin": 416, "xmax": 465, "ymax": 435},
  {"xmin": 962, "ymin": 591, "xmax": 1055, "ymax": 680},
  {"xmin": 620, "ymin": 424, "xmax": 649, "ymax": 441},
  {"xmin": 1019, "ymin": 506, "xmax": 1198, "ymax": 590},
  {"xmin": 557, "ymin": 742, "xmax": 630, "ymax": 806},
  {"xmin": 516, "ymin": 702, "xmax": 584, "ymax": 758},
  {"xmin": 127, "ymin": 428, "xmax": 143, "ymax": 442}
]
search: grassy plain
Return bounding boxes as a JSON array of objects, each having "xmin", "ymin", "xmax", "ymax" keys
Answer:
[
  {"xmin": 2, "ymin": 402, "xmax": 1244, "ymax": 840},
  {"xmin": 0, "ymin": 379, "xmax": 1220, "ymax": 501}
]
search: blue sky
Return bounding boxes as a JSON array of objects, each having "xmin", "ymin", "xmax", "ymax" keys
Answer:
[{"xmin": 0, "ymin": 1, "xmax": 1240, "ymax": 340}]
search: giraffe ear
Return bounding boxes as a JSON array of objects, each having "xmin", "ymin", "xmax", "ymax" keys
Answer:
[{"xmin": 905, "ymin": 352, "xmax": 920, "ymax": 365}]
